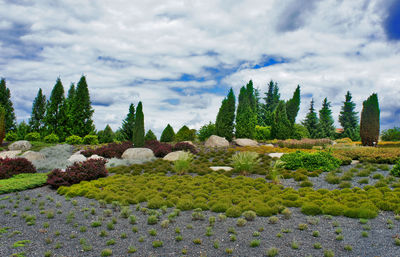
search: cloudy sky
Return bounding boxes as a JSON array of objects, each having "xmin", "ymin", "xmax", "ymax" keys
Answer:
[{"xmin": 1, "ymin": 0, "xmax": 399, "ymax": 136}]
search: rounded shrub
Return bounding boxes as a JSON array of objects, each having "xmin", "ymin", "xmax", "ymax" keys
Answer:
[
  {"xmin": 225, "ymin": 206, "xmax": 242, "ymax": 218},
  {"xmin": 176, "ymin": 199, "xmax": 193, "ymax": 211},
  {"xmin": 65, "ymin": 135, "xmax": 83, "ymax": 145},
  {"xmin": 44, "ymin": 133, "xmax": 59, "ymax": 143},
  {"xmin": 5, "ymin": 132, "xmax": 17, "ymax": 142},
  {"xmin": 83, "ymin": 135, "xmax": 99, "ymax": 145},
  {"xmin": 25, "ymin": 132, "xmax": 41, "ymax": 141},
  {"xmin": 211, "ymin": 202, "xmax": 230, "ymax": 213},
  {"xmin": 0, "ymin": 158, "xmax": 37, "ymax": 179},
  {"xmin": 391, "ymin": 159, "xmax": 400, "ymax": 177},
  {"xmin": 255, "ymin": 205, "xmax": 275, "ymax": 217},
  {"xmin": 160, "ymin": 124, "xmax": 175, "ymax": 142},
  {"xmin": 243, "ymin": 210, "xmax": 257, "ymax": 221},
  {"xmin": 301, "ymin": 202, "xmax": 322, "ymax": 216}
]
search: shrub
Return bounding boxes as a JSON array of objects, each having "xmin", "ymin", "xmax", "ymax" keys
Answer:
[
  {"xmin": 277, "ymin": 138, "xmax": 332, "ymax": 149},
  {"xmin": 301, "ymin": 202, "xmax": 322, "ymax": 216},
  {"xmin": 173, "ymin": 142, "xmax": 198, "ymax": 154},
  {"xmin": 0, "ymin": 158, "xmax": 37, "ymax": 179},
  {"xmin": 292, "ymin": 124, "xmax": 310, "ymax": 140},
  {"xmin": 225, "ymin": 206, "xmax": 242, "ymax": 218},
  {"xmin": 145, "ymin": 130, "xmax": 157, "ymax": 141},
  {"xmin": 47, "ymin": 159, "xmax": 108, "ymax": 188},
  {"xmin": 236, "ymin": 218, "xmax": 247, "ymax": 227},
  {"xmin": 83, "ymin": 135, "xmax": 99, "ymax": 145},
  {"xmin": 175, "ymin": 125, "xmax": 196, "ymax": 142},
  {"xmin": 0, "ymin": 173, "xmax": 47, "ymax": 194},
  {"xmin": 381, "ymin": 127, "xmax": 400, "ymax": 141},
  {"xmin": 25, "ymin": 132, "xmax": 41, "ymax": 141},
  {"xmin": 82, "ymin": 141, "xmax": 132, "ymax": 158},
  {"xmin": 243, "ymin": 210, "xmax": 256, "ymax": 221},
  {"xmin": 173, "ymin": 152, "xmax": 194, "ymax": 175},
  {"xmin": 44, "ymin": 133, "xmax": 59, "ymax": 143},
  {"xmin": 391, "ymin": 159, "xmax": 400, "ymax": 177},
  {"xmin": 281, "ymin": 151, "xmax": 341, "ymax": 172},
  {"xmin": 5, "ymin": 132, "xmax": 17, "ymax": 142},
  {"xmin": 65, "ymin": 135, "xmax": 83, "ymax": 145},
  {"xmin": 145, "ymin": 140, "xmax": 172, "ymax": 158},
  {"xmin": 255, "ymin": 126, "xmax": 271, "ymax": 141},
  {"xmin": 197, "ymin": 122, "xmax": 215, "ymax": 142},
  {"xmin": 231, "ymin": 151, "xmax": 260, "ymax": 174},
  {"xmin": 160, "ymin": 124, "xmax": 175, "ymax": 142},
  {"xmin": 97, "ymin": 125, "xmax": 114, "ymax": 144}
]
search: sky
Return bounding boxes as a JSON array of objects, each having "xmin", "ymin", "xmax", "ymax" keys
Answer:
[{"xmin": 1, "ymin": 0, "xmax": 400, "ymax": 136}]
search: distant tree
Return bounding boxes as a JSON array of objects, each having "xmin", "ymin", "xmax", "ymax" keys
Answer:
[
  {"xmin": 318, "ymin": 98, "xmax": 335, "ymax": 138},
  {"xmin": 286, "ymin": 85, "xmax": 301, "ymax": 126},
  {"xmin": 98, "ymin": 124, "xmax": 114, "ymax": 143},
  {"xmin": 236, "ymin": 84, "xmax": 256, "ymax": 139},
  {"xmin": 71, "ymin": 75, "xmax": 95, "ymax": 136},
  {"xmin": 175, "ymin": 125, "xmax": 196, "ymax": 142},
  {"xmin": 16, "ymin": 121, "xmax": 30, "ymax": 140},
  {"xmin": 338, "ymin": 91, "xmax": 360, "ymax": 141},
  {"xmin": 381, "ymin": 127, "xmax": 400, "ymax": 141},
  {"xmin": 65, "ymin": 83, "xmax": 76, "ymax": 136},
  {"xmin": 145, "ymin": 129, "xmax": 157, "ymax": 141},
  {"xmin": 0, "ymin": 78, "xmax": 16, "ymax": 132},
  {"xmin": 29, "ymin": 88, "xmax": 47, "ymax": 133},
  {"xmin": 360, "ymin": 93, "xmax": 380, "ymax": 146},
  {"xmin": 44, "ymin": 78, "xmax": 68, "ymax": 139},
  {"xmin": 254, "ymin": 87, "xmax": 266, "ymax": 126},
  {"xmin": 292, "ymin": 124, "xmax": 310, "ymax": 140},
  {"xmin": 0, "ymin": 106, "xmax": 5, "ymax": 144},
  {"xmin": 160, "ymin": 124, "xmax": 175, "ymax": 142},
  {"xmin": 132, "ymin": 101, "xmax": 145, "ymax": 147},
  {"xmin": 262, "ymin": 80, "xmax": 280, "ymax": 126},
  {"xmin": 121, "ymin": 103, "xmax": 135, "ymax": 141},
  {"xmin": 271, "ymin": 101, "xmax": 291, "ymax": 140},
  {"xmin": 197, "ymin": 122, "xmax": 215, "ymax": 142},
  {"xmin": 302, "ymin": 99, "xmax": 319, "ymax": 138},
  {"xmin": 215, "ymin": 88, "xmax": 236, "ymax": 141}
]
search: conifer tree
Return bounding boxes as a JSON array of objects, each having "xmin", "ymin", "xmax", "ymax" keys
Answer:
[
  {"xmin": 0, "ymin": 78, "xmax": 16, "ymax": 132},
  {"xmin": 44, "ymin": 78, "xmax": 68, "ymax": 139},
  {"xmin": 271, "ymin": 101, "xmax": 291, "ymax": 139},
  {"xmin": 339, "ymin": 91, "xmax": 359, "ymax": 140},
  {"xmin": 16, "ymin": 121, "xmax": 30, "ymax": 140},
  {"xmin": 302, "ymin": 99, "xmax": 319, "ymax": 138},
  {"xmin": 145, "ymin": 129, "xmax": 157, "ymax": 141},
  {"xmin": 160, "ymin": 124, "xmax": 175, "ymax": 142},
  {"xmin": 132, "ymin": 101, "xmax": 145, "ymax": 147},
  {"xmin": 121, "ymin": 103, "xmax": 135, "ymax": 141},
  {"xmin": 318, "ymin": 98, "xmax": 335, "ymax": 138},
  {"xmin": 98, "ymin": 124, "xmax": 114, "ymax": 143},
  {"xmin": 65, "ymin": 83, "xmax": 76, "ymax": 135},
  {"xmin": 286, "ymin": 85, "xmax": 301, "ymax": 126},
  {"xmin": 0, "ymin": 105, "xmax": 5, "ymax": 144},
  {"xmin": 71, "ymin": 76, "xmax": 95, "ymax": 136},
  {"xmin": 29, "ymin": 88, "xmax": 46, "ymax": 133},
  {"xmin": 236, "ymin": 86, "xmax": 256, "ymax": 139},
  {"xmin": 262, "ymin": 80, "xmax": 280, "ymax": 126},
  {"xmin": 175, "ymin": 125, "xmax": 196, "ymax": 142},
  {"xmin": 246, "ymin": 80, "xmax": 257, "ymax": 112},
  {"xmin": 360, "ymin": 93, "xmax": 380, "ymax": 146},
  {"xmin": 215, "ymin": 88, "xmax": 236, "ymax": 141}
]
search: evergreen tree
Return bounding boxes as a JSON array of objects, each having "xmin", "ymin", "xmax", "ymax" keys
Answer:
[
  {"xmin": 246, "ymin": 80, "xmax": 257, "ymax": 112},
  {"xmin": 71, "ymin": 75, "xmax": 95, "ymax": 136},
  {"xmin": 286, "ymin": 85, "xmax": 301, "ymax": 126},
  {"xmin": 121, "ymin": 103, "xmax": 135, "ymax": 141},
  {"xmin": 318, "ymin": 98, "xmax": 335, "ymax": 138},
  {"xmin": 0, "ymin": 78, "xmax": 16, "ymax": 132},
  {"xmin": 132, "ymin": 101, "xmax": 145, "ymax": 147},
  {"xmin": 302, "ymin": 99, "xmax": 319, "ymax": 138},
  {"xmin": 339, "ymin": 91, "xmax": 359, "ymax": 140},
  {"xmin": 236, "ymin": 86, "xmax": 256, "ymax": 139},
  {"xmin": 254, "ymin": 87, "xmax": 266, "ymax": 126},
  {"xmin": 0, "ymin": 105, "xmax": 5, "ymax": 144},
  {"xmin": 65, "ymin": 83, "xmax": 76, "ymax": 135},
  {"xmin": 197, "ymin": 122, "xmax": 215, "ymax": 142},
  {"xmin": 175, "ymin": 125, "xmax": 196, "ymax": 142},
  {"xmin": 16, "ymin": 121, "xmax": 30, "ymax": 140},
  {"xmin": 215, "ymin": 88, "xmax": 236, "ymax": 141},
  {"xmin": 160, "ymin": 124, "xmax": 175, "ymax": 142},
  {"xmin": 145, "ymin": 129, "xmax": 157, "ymax": 141},
  {"xmin": 98, "ymin": 124, "xmax": 114, "ymax": 143},
  {"xmin": 271, "ymin": 101, "xmax": 292, "ymax": 139},
  {"xmin": 44, "ymin": 78, "xmax": 68, "ymax": 139},
  {"xmin": 360, "ymin": 93, "xmax": 380, "ymax": 146},
  {"xmin": 29, "ymin": 88, "xmax": 46, "ymax": 133},
  {"xmin": 262, "ymin": 80, "xmax": 280, "ymax": 126}
]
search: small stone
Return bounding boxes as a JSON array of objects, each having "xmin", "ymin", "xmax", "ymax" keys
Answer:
[
  {"xmin": 268, "ymin": 153, "xmax": 285, "ymax": 158},
  {"xmin": 209, "ymin": 166, "xmax": 233, "ymax": 171},
  {"xmin": 0, "ymin": 150, "xmax": 22, "ymax": 159},
  {"xmin": 88, "ymin": 154, "xmax": 105, "ymax": 160},
  {"xmin": 68, "ymin": 154, "xmax": 87, "ymax": 163},
  {"xmin": 8, "ymin": 140, "xmax": 32, "ymax": 151}
]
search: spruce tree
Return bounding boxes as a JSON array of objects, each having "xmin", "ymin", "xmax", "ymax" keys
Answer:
[
  {"xmin": 71, "ymin": 76, "xmax": 95, "ymax": 136},
  {"xmin": 302, "ymin": 99, "xmax": 319, "ymax": 138},
  {"xmin": 29, "ymin": 88, "xmax": 47, "ymax": 133},
  {"xmin": 286, "ymin": 85, "xmax": 301, "ymax": 126},
  {"xmin": 236, "ymin": 86, "xmax": 256, "ymax": 139},
  {"xmin": 145, "ymin": 129, "xmax": 157, "ymax": 141},
  {"xmin": 262, "ymin": 80, "xmax": 280, "ymax": 126},
  {"xmin": 360, "ymin": 93, "xmax": 380, "ymax": 146},
  {"xmin": 0, "ymin": 105, "xmax": 5, "ymax": 144},
  {"xmin": 215, "ymin": 88, "xmax": 236, "ymax": 141},
  {"xmin": 65, "ymin": 83, "xmax": 76, "ymax": 135},
  {"xmin": 160, "ymin": 124, "xmax": 175, "ymax": 142},
  {"xmin": 175, "ymin": 125, "xmax": 196, "ymax": 142},
  {"xmin": 16, "ymin": 121, "xmax": 30, "ymax": 140},
  {"xmin": 318, "ymin": 98, "xmax": 335, "ymax": 138},
  {"xmin": 121, "ymin": 103, "xmax": 135, "ymax": 141},
  {"xmin": 98, "ymin": 124, "xmax": 114, "ymax": 143},
  {"xmin": 0, "ymin": 78, "xmax": 16, "ymax": 132},
  {"xmin": 132, "ymin": 101, "xmax": 145, "ymax": 147},
  {"xmin": 246, "ymin": 80, "xmax": 257, "ymax": 112},
  {"xmin": 44, "ymin": 78, "xmax": 68, "ymax": 139},
  {"xmin": 271, "ymin": 101, "xmax": 291, "ymax": 139},
  {"xmin": 339, "ymin": 91, "xmax": 359, "ymax": 141}
]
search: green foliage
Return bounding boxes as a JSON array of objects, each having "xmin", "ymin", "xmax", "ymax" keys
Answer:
[
  {"xmin": 29, "ymin": 88, "xmax": 46, "ymax": 133},
  {"xmin": 160, "ymin": 124, "xmax": 175, "ymax": 142},
  {"xmin": 225, "ymin": 206, "xmax": 242, "ymax": 218},
  {"xmin": 281, "ymin": 151, "xmax": 341, "ymax": 172},
  {"xmin": 83, "ymin": 135, "xmax": 98, "ymax": 145},
  {"xmin": 381, "ymin": 127, "xmax": 400, "ymax": 141},
  {"xmin": 5, "ymin": 131, "xmax": 17, "ymax": 142},
  {"xmin": 197, "ymin": 122, "xmax": 215, "ymax": 141},
  {"xmin": 255, "ymin": 125, "xmax": 271, "ymax": 140},
  {"xmin": 16, "ymin": 121, "xmax": 30, "ymax": 140},
  {"xmin": 261, "ymin": 80, "xmax": 280, "ymax": 126},
  {"xmin": 318, "ymin": 98, "xmax": 335, "ymax": 138},
  {"xmin": 271, "ymin": 101, "xmax": 291, "ymax": 140},
  {"xmin": 65, "ymin": 83, "xmax": 76, "ymax": 136},
  {"xmin": 173, "ymin": 152, "xmax": 194, "ymax": 175},
  {"xmin": 132, "ymin": 101, "xmax": 145, "ymax": 147},
  {"xmin": 0, "ymin": 106, "xmax": 5, "ymax": 144},
  {"xmin": 231, "ymin": 151, "xmax": 260, "ymax": 174},
  {"xmin": 339, "ymin": 91, "xmax": 360, "ymax": 141},
  {"xmin": 286, "ymin": 85, "xmax": 301, "ymax": 126},
  {"xmin": 391, "ymin": 159, "xmax": 400, "ymax": 177},
  {"xmin": 98, "ymin": 125, "xmax": 114, "ymax": 144},
  {"xmin": 360, "ymin": 93, "xmax": 380, "ymax": 146},
  {"xmin": 292, "ymin": 124, "xmax": 310, "ymax": 139},
  {"xmin": 0, "ymin": 78, "xmax": 16, "ymax": 132},
  {"xmin": 43, "ymin": 133, "xmax": 59, "ymax": 143},
  {"xmin": 303, "ymin": 99, "xmax": 320, "ymax": 138},
  {"xmin": 215, "ymin": 88, "xmax": 236, "ymax": 141},
  {"xmin": 121, "ymin": 103, "xmax": 135, "ymax": 141},
  {"xmin": 175, "ymin": 125, "xmax": 196, "ymax": 142},
  {"xmin": 236, "ymin": 83, "xmax": 257, "ymax": 139},
  {"xmin": 145, "ymin": 130, "xmax": 157, "ymax": 141},
  {"xmin": 0, "ymin": 173, "xmax": 48, "ymax": 194},
  {"xmin": 301, "ymin": 202, "xmax": 322, "ymax": 215},
  {"xmin": 65, "ymin": 135, "xmax": 83, "ymax": 145},
  {"xmin": 24, "ymin": 132, "xmax": 40, "ymax": 142}
]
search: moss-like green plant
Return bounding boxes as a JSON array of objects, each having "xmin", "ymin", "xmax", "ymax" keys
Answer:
[
  {"xmin": 101, "ymin": 248, "xmax": 112, "ymax": 256},
  {"xmin": 314, "ymin": 242, "xmax": 322, "ymax": 249},
  {"xmin": 266, "ymin": 247, "xmax": 279, "ymax": 257},
  {"xmin": 236, "ymin": 218, "xmax": 247, "ymax": 227},
  {"xmin": 250, "ymin": 239, "xmax": 260, "ymax": 247}
]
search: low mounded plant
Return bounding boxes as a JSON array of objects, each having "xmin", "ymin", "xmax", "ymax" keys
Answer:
[
  {"xmin": 391, "ymin": 159, "xmax": 400, "ymax": 177},
  {"xmin": 173, "ymin": 152, "xmax": 194, "ymax": 175},
  {"xmin": 145, "ymin": 140, "xmax": 172, "ymax": 158},
  {"xmin": 65, "ymin": 135, "xmax": 83, "ymax": 145},
  {"xmin": 82, "ymin": 141, "xmax": 132, "ymax": 158},
  {"xmin": 44, "ymin": 133, "xmax": 59, "ymax": 143},
  {"xmin": 24, "ymin": 132, "xmax": 41, "ymax": 141},
  {"xmin": 0, "ymin": 158, "xmax": 37, "ymax": 179},
  {"xmin": 281, "ymin": 151, "xmax": 341, "ymax": 172},
  {"xmin": 231, "ymin": 151, "xmax": 260, "ymax": 175}
]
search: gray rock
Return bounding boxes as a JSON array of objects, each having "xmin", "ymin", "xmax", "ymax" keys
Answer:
[
  {"xmin": 268, "ymin": 152, "xmax": 285, "ymax": 158},
  {"xmin": 233, "ymin": 138, "xmax": 258, "ymax": 147},
  {"xmin": 67, "ymin": 154, "xmax": 87, "ymax": 163},
  {"xmin": 122, "ymin": 148, "xmax": 154, "ymax": 161},
  {"xmin": 264, "ymin": 144, "xmax": 274, "ymax": 147},
  {"xmin": 209, "ymin": 166, "xmax": 233, "ymax": 171},
  {"xmin": 0, "ymin": 150, "xmax": 22, "ymax": 159},
  {"xmin": 8, "ymin": 140, "xmax": 32, "ymax": 151},
  {"xmin": 351, "ymin": 160, "xmax": 360, "ymax": 165},
  {"xmin": 163, "ymin": 151, "xmax": 186, "ymax": 161},
  {"xmin": 20, "ymin": 151, "xmax": 46, "ymax": 162},
  {"xmin": 88, "ymin": 154, "xmax": 105, "ymax": 160},
  {"xmin": 204, "ymin": 135, "xmax": 229, "ymax": 147}
]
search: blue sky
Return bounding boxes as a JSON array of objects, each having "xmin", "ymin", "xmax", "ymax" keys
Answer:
[{"xmin": 0, "ymin": 0, "xmax": 399, "ymax": 136}]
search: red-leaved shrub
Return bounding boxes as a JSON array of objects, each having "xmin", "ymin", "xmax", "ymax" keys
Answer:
[
  {"xmin": 145, "ymin": 140, "xmax": 172, "ymax": 157},
  {"xmin": 0, "ymin": 157, "xmax": 37, "ymax": 179},
  {"xmin": 173, "ymin": 142, "xmax": 198, "ymax": 154},
  {"xmin": 81, "ymin": 141, "xmax": 133, "ymax": 158},
  {"xmin": 47, "ymin": 159, "xmax": 108, "ymax": 188}
]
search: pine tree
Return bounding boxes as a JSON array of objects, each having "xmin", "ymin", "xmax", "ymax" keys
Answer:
[
  {"xmin": 0, "ymin": 78, "xmax": 16, "ymax": 132},
  {"xmin": 29, "ymin": 88, "xmax": 47, "ymax": 133},
  {"xmin": 121, "ymin": 103, "xmax": 135, "ymax": 141},
  {"xmin": 360, "ymin": 93, "xmax": 380, "ymax": 146},
  {"xmin": 0, "ymin": 105, "xmax": 5, "ymax": 144},
  {"xmin": 65, "ymin": 83, "xmax": 76, "ymax": 136},
  {"xmin": 132, "ymin": 101, "xmax": 145, "ymax": 147},
  {"xmin": 339, "ymin": 91, "xmax": 359, "ymax": 140},
  {"xmin": 44, "ymin": 78, "xmax": 68, "ymax": 139},
  {"xmin": 302, "ymin": 99, "xmax": 319, "ymax": 138},
  {"xmin": 98, "ymin": 124, "xmax": 114, "ymax": 143},
  {"xmin": 262, "ymin": 80, "xmax": 280, "ymax": 126},
  {"xmin": 236, "ymin": 86, "xmax": 256, "ymax": 139},
  {"xmin": 71, "ymin": 76, "xmax": 95, "ymax": 136},
  {"xmin": 286, "ymin": 85, "xmax": 301, "ymax": 126},
  {"xmin": 318, "ymin": 98, "xmax": 335, "ymax": 138},
  {"xmin": 145, "ymin": 129, "xmax": 157, "ymax": 141},
  {"xmin": 271, "ymin": 101, "xmax": 292, "ymax": 139},
  {"xmin": 215, "ymin": 88, "xmax": 236, "ymax": 141},
  {"xmin": 160, "ymin": 124, "xmax": 175, "ymax": 142}
]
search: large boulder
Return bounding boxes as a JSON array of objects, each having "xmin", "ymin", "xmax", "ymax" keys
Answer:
[
  {"xmin": 163, "ymin": 151, "xmax": 186, "ymax": 161},
  {"xmin": 233, "ymin": 138, "xmax": 258, "ymax": 147},
  {"xmin": 204, "ymin": 135, "xmax": 229, "ymax": 148},
  {"xmin": 20, "ymin": 151, "xmax": 46, "ymax": 162},
  {"xmin": 209, "ymin": 166, "xmax": 233, "ymax": 172},
  {"xmin": 268, "ymin": 153, "xmax": 285, "ymax": 158},
  {"xmin": 8, "ymin": 140, "xmax": 32, "ymax": 151},
  {"xmin": 122, "ymin": 148, "xmax": 154, "ymax": 161},
  {"xmin": 68, "ymin": 154, "xmax": 87, "ymax": 163},
  {"xmin": 0, "ymin": 150, "xmax": 22, "ymax": 159}
]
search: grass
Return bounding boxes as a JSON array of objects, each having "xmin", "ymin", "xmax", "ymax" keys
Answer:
[{"xmin": 0, "ymin": 173, "xmax": 48, "ymax": 194}]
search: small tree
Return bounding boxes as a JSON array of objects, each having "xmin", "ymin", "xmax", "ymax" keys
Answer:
[
  {"xmin": 160, "ymin": 124, "xmax": 175, "ymax": 142},
  {"xmin": 197, "ymin": 122, "xmax": 215, "ymax": 142},
  {"xmin": 71, "ymin": 75, "xmax": 95, "ymax": 136},
  {"xmin": 16, "ymin": 121, "xmax": 30, "ymax": 140},
  {"xmin": 0, "ymin": 106, "xmax": 5, "ymax": 144},
  {"xmin": 175, "ymin": 125, "xmax": 196, "ymax": 142},
  {"xmin": 215, "ymin": 88, "xmax": 235, "ymax": 141},
  {"xmin": 236, "ymin": 85, "xmax": 256, "ymax": 139},
  {"xmin": 303, "ymin": 99, "xmax": 319, "ymax": 138},
  {"xmin": 318, "ymin": 98, "xmax": 335, "ymax": 138},
  {"xmin": 0, "ymin": 78, "xmax": 16, "ymax": 132},
  {"xmin": 132, "ymin": 101, "xmax": 145, "ymax": 147},
  {"xmin": 360, "ymin": 93, "xmax": 380, "ymax": 146},
  {"xmin": 271, "ymin": 101, "xmax": 291, "ymax": 140},
  {"xmin": 286, "ymin": 85, "xmax": 301, "ymax": 126},
  {"xmin": 262, "ymin": 80, "xmax": 280, "ymax": 126},
  {"xmin": 65, "ymin": 83, "xmax": 76, "ymax": 136},
  {"xmin": 145, "ymin": 130, "xmax": 157, "ymax": 141},
  {"xmin": 29, "ymin": 88, "xmax": 47, "ymax": 134},
  {"xmin": 339, "ymin": 91, "xmax": 359, "ymax": 141},
  {"xmin": 121, "ymin": 103, "xmax": 135, "ymax": 141},
  {"xmin": 98, "ymin": 125, "xmax": 114, "ymax": 143}
]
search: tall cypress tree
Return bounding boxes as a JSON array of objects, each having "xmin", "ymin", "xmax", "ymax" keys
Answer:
[
  {"xmin": 29, "ymin": 88, "xmax": 46, "ymax": 133},
  {"xmin": 318, "ymin": 98, "xmax": 335, "ymax": 138},
  {"xmin": 339, "ymin": 91, "xmax": 359, "ymax": 140},
  {"xmin": 271, "ymin": 101, "xmax": 291, "ymax": 139},
  {"xmin": 360, "ymin": 93, "xmax": 380, "ymax": 146},
  {"xmin": 215, "ymin": 88, "xmax": 236, "ymax": 141},
  {"xmin": 286, "ymin": 85, "xmax": 301, "ymax": 126},
  {"xmin": 302, "ymin": 99, "xmax": 319, "ymax": 138},
  {"xmin": 236, "ymin": 86, "xmax": 256, "ymax": 139},
  {"xmin": 121, "ymin": 103, "xmax": 135, "ymax": 141},
  {"xmin": 132, "ymin": 101, "xmax": 144, "ymax": 147},
  {"xmin": 0, "ymin": 78, "xmax": 16, "ymax": 132},
  {"xmin": 71, "ymin": 76, "xmax": 95, "ymax": 136},
  {"xmin": 65, "ymin": 83, "xmax": 76, "ymax": 135},
  {"xmin": 44, "ymin": 78, "xmax": 68, "ymax": 139}
]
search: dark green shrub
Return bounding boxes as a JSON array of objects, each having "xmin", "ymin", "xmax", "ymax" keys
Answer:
[
  {"xmin": 391, "ymin": 159, "xmax": 400, "ymax": 177},
  {"xmin": 292, "ymin": 124, "xmax": 310, "ymax": 140},
  {"xmin": 25, "ymin": 132, "xmax": 41, "ymax": 141},
  {"xmin": 281, "ymin": 151, "xmax": 341, "ymax": 172},
  {"xmin": 97, "ymin": 125, "xmax": 114, "ymax": 144},
  {"xmin": 197, "ymin": 122, "xmax": 215, "ymax": 142},
  {"xmin": 65, "ymin": 135, "xmax": 83, "ymax": 145},
  {"xmin": 255, "ymin": 126, "xmax": 271, "ymax": 141},
  {"xmin": 44, "ymin": 133, "xmax": 59, "ymax": 143},
  {"xmin": 83, "ymin": 135, "xmax": 99, "ymax": 145},
  {"xmin": 5, "ymin": 132, "xmax": 17, "ymax": 142},
  {"xmin": 145, "ymin": 130, "xmax": 157, "ymax": 141},
  {"xmin": 301, "ymin": 202, "xmax": 322, "ymax": 216},
  {"xmin": 381, "ymin": 127, "xmax": 400, "ymax": 141},
  {"xmin": 160, "ymin": 124, "xmax": 175, "ymax": 142},
  {"xmin": 175, "ymin": 125, "xmax": 196, "ymax": 142}
]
